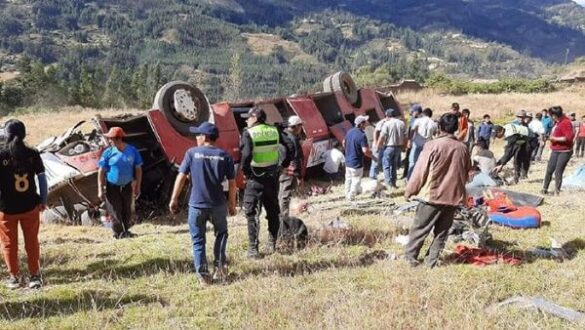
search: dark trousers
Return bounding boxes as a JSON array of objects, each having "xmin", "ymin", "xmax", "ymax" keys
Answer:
[
  {"xmin": 401, "ymin": 148, "xmax": 410, "ymax": 179},
  {"xmin": 575, "ymin": 137, "xmax": 585, "ymax": 157},
  {"xmin": 512, "ymin": 145, "xmax": 531, "ymax": 180},
  {"xmin": 405, "ymin": 203, "xmax": 456, "ymax": 267},
  {"xmin": 279, "ymin": 173, "xmax": 297, "ymax": 219},
  {"xmin": 105, "ymin": 182, "xmax": 133, "ymax": 237},
  {"xmin": 543, "ymin": 151, "xmax": 573, "ymax": 192},
  {"xmin": 244, "ymin": 175, "xmax": 280, "ymax": 250}
]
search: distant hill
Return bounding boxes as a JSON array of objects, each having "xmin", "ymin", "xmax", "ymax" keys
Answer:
[
  {"xmin": 0, "ymin": 0, "xmax": 584, "ymax": 112},
  {"xmin": 205, "ymin": 0, "xmax": 585, "ymax": 63}
]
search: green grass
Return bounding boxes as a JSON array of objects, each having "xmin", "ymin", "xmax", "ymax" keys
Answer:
[{"xmin": 1, "ymin": 145, "xmax": 585, "ymax": 329}]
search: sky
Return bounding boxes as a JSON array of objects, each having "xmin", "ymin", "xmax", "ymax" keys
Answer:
[{"xmin": 575, "ymin": 0, "xmax": 585, "ymax": 6}]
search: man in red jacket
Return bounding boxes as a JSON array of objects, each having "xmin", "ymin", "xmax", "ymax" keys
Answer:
[{"xmin": 542, "ymin": 106, "xmax": 574, "ymax": 195}]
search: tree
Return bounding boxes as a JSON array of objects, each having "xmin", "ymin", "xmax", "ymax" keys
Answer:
[
  {"xmin": 78, "ymin": 67, "xmax": 98, "ymax": 107},
  {"xmin": 223, "ymin": 51, "xmax": 243, "ymax": 101}
]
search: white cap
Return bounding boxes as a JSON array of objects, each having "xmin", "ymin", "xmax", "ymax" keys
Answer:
[
  {"xmin": 354, "ymin": 115, "xmax": 370, "ymax": 126},
  {"xmin": 287, "ymin": 115, "xmax": 304, "ymax": 127}
]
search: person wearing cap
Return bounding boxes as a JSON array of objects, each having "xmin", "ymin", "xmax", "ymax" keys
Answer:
[
  {"xmin": 492, "ymin": 116, "xmax": 533, "ymax": 184},
  {"xmin": 376, "ymin": 108, "xmax": 406, "ymax": 189},
  {"xmin": 407, "ymin": 107, "xmax": 437, "ymax": 180},
  {"xmin": 98, "ymin": 127, "xmax": 143, "ymax": 239},
  {"xmin": 343, "ymin": 115, "xmax": 376, "ymax": 201},
  {"xmin": 404, "ymin": 113, "xmax": 471, "ymax": 268},
  {"xmin": 169, "ymin": 122, "xmax": 237, "ymax": 286},
  {"xmin": 240, "ymin": 107, "xmax": 292, "ymax": 259},
  {"xmin": 278, "ymin": 116, "xmax": 304, "ymax": 219},
  {"xmin": 0, "ymin": 119, "xmax": 47, "ymax": 289}
]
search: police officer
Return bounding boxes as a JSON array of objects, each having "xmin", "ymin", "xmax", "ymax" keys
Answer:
[
  {"xmin": 278, "ymin": 115, "xmax": 304, "ymax": 219},
  {"xmin": 240, "ymin": 107, "xmax": 292, "ymax": 259},
  {"xmin": 492, "ymin": 117, "xmax": 532, "ymax": 184}
]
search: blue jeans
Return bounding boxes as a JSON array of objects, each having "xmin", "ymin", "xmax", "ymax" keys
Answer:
[
  {"xmin": 383, "ymin": 146, "xmax": 402, "ymax": 186},
  {"xmin": 188, "ymin": 205, "xmax": 228, "ymax": 278},
  {"xmin": 369, "ymin": 148, "xmax": 385, "ymax": 179},
  {"xmin": 407, "ymin": 144, "xmax": 424, "ymax": 180}
]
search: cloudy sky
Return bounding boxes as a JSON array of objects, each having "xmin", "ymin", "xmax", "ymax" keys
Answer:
[{"xmin": 575, "ymin": 0, "xmax": 585, "ymax": 6}]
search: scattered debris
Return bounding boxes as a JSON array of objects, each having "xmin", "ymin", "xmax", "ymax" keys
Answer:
[
  {"xmin": 488, "ymin": 296, "xmax": 585, "ymax": 325},
  {"xmin": 393, "ymin": 201, "xmax": 418, "ymax": 215},
  {"xmin": 527, "ymin": 238, "xmax": 570, "ymax": 261}
]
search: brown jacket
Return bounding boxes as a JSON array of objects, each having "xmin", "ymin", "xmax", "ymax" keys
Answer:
[{"xmin": 405, "ymin": 134, "xmax": 471, "ymax": 206}]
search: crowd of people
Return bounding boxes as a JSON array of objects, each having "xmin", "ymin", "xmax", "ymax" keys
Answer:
[{"xmin": 0, "ymin": 103, "xmax": 581, "ymax": 288}]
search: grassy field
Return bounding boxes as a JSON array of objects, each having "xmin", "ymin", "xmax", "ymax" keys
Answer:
[
  {"xmin": 1, "ymin": 93, "xmax": 585, "ymax": 329},
  {"xmin": 398, "ymin": 85, "xmax": 585, "ymax": 122}
]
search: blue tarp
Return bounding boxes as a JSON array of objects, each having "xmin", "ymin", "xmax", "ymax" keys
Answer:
[
  {"xmin": 562, "ymin": 165, "xmax": 585, "ymax": 190},
  {"xmin": 466, "ymin": 173, "xmax": 497, "ymax": 189}
]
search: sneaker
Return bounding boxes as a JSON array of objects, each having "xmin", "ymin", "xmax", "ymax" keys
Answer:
[
  {"xmin": 28, "ymin": 274, "xmax": 43, "ymax": 289},
  {"xmin": 5, "ymin": 275, "xmax": 20, "ymax": 289},
  {"xmin": 212, "ymin": 265, "xmax": 228, "ymax": 283},
  {"xmin": 122, "ymin": 231, "xmax": 137, "ymax": 238}
]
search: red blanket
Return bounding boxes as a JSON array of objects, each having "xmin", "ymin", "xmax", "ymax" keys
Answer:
[{"xmin": 449, "ymin": 245, "xmax": 522, "ymax": 266}]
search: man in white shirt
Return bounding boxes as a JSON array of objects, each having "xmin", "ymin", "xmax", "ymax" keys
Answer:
[
  {"xmin": 528, "ymin": 112, "xmax": 545, "ymax": 161},
  {"xmin": 369, "ymin": 117, "xmax": 388, "ymax": 179},
  {"xmin": 377, "ymin": 108, "xmax": 406, "ymax": 188},
  {"xmin": 407, "ymin": 108, "xmax": 437, "ymax": 180},
  {"xmin": 323, "ymin": 147, "xmax": 345, "ymax": 181}
]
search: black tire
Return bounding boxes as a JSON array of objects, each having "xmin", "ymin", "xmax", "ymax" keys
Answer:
[
  {"xmin": 325, "ymin": 72, "xmax": 359, "ymax": 105},
  {"xmin": 152, "ymin": 81, "xmax": 212, "ymax": 136}
]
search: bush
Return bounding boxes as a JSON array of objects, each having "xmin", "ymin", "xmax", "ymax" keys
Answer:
[{"xmin": 426, "ymin": 74, "xmax": 554, "ymax": 95}]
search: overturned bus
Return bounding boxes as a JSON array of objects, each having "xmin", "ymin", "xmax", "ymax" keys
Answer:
[{"xmin": 38, "ymin": 72, "xmax": 403, "ymax": 225}]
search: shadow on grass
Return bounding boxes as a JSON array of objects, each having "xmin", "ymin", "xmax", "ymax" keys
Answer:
[
  {"xmin": 311, "ymin": 227, "xmax": 397, "ymax": 248},
  {"xmin": 229, "ymin": 250, "xmax": 389, "ymax": 282},
  {"xmin": 44, "ymin": 258, "xmax": 193, "ymax": 284},
  {"xmin": 47, "ymin": 237, "xmax": 103, "ymax": 245},
  {"xmin": 483, "ymin": 238, "xmax": 585, "ymax": 264},
  {"xmin": 0, "ymin": 290, "xmax": 165, "ymax": 320}
]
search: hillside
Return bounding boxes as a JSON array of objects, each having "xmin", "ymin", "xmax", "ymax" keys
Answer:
[
  {"xmin": 206, "ymin": 0, "xmax": 585, "ymax": 62},
  {"xmin": 0, "ymin": 0, "xmax": 584, "ymax": 113},
  {"xmin": 2, "ymin": 98, "xmax": 585, "ymax": 328}
]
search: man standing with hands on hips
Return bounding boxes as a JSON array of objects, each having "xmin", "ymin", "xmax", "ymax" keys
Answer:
[
  {"xmin": 98, "ymin": 127, "xmax": 143, "ymax": 239},
  {"xmin": 169, "ymin": 122, "xmax": 237, "ymax": 286}
]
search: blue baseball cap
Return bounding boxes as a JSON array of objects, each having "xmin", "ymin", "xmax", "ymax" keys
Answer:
[
  {"xmin": 410, "ymin": 104, "xmax": 422, "ymax": 114},
  {"xmin": 189, "ymin": 122, "xmax": 219, "ymax": 139},
  {"xmin": 385, "ymin": 108, "xmax": 396, "ymax": 117}
]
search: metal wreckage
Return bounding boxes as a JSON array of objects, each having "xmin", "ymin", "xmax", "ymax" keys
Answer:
[{"xmin": 37, "ymin": 72, "xmax": 406, "ymax": 225}]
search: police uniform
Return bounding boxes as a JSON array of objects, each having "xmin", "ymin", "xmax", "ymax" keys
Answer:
[
  {"xmin": 240, "ymin": 122, "xmax": 287, "ymax": 257},
  {"xmin": 497, "ymin": 123, "xmax": 532, "ymax": 182}
]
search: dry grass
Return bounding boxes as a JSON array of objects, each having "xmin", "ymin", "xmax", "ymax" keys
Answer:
[
  {"xmin": 1, "ymin": 97, "xmax": 585, "ymax": 329},
  {"xmin": 0, "ymin": 72, "xmax": 18, "ymax": 82},
  {"xmin": 1, "ymin": 107, "xmax": 142, "ymax": 145},
  {"xmin": 397, "ymin": 85, "xmax": 585, "ymax": 121},
  {"xmin": 242, "ymin": 33, "xmax": 318, "ymax": 64}
]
